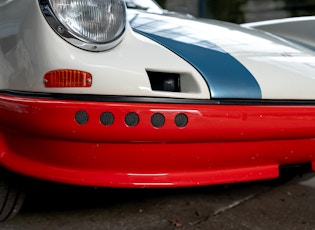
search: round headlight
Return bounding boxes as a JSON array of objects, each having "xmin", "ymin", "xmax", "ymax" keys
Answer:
[{"xmin": 40, "ymin": 0, "xmax": 126, "ymax": 51}]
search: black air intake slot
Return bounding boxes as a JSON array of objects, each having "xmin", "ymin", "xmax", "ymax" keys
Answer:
[{"xmin": 147, "ymin": 71, "xmax": 181, "ymax": 92}]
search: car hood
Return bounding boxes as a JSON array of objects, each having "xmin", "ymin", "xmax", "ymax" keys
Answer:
[{"xmin": 129, "ymin": 10, "xmax": 315, "ymax": 100}]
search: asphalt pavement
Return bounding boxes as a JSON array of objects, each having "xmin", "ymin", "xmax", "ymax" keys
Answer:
[{"xmin": 0, "ymin": 173, "xmax": 314, "ymax": 230}]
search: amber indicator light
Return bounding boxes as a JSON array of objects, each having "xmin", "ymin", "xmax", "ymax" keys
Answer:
[{"xmin": 44, "ymin": 70, "xmax": 92, "ymax": 88}]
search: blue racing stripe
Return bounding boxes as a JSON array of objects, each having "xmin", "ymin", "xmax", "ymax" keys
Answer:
[{"xmin": 129, "ymin": 12, "xmax": 262, "ymax": 99}]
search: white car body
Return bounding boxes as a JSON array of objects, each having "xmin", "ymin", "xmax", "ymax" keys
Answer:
[{"xmin": 1, "ymin": 0, "xmax": 315, "ymax": 100}]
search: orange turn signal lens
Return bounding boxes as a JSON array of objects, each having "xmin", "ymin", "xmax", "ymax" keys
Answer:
[{"xmin": 44, "ymin": 70, "xmax": 92, "ymax": 88}]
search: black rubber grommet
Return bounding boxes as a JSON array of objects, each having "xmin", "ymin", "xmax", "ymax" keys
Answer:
[
  {"xmin": 175, "ymin": 113, "xmax": 188, "ymax": 127},
  {"xmin": 100, "ymin": 112, "xmax": 114, "ymax": 126},
  {"xmin": 75, "ymin": 110, "xmax": 89, "ymax": 125},
  {"xmin": 151, "ymin": 113, "xmax": 165, "ymax": 128},
  {"xmin": 125, "ymin": 112, "xmax": 139, "ymax": 127}
]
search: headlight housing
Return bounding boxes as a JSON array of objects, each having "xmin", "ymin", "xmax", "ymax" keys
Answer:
[{"xmin": 39, "ymin": 0, "xmax": 126, "ymax": 51}]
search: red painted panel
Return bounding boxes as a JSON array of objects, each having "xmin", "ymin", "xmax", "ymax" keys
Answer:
[{"xmin": 0, "ymin": 94, "xmax": 314, "ymax": 187}]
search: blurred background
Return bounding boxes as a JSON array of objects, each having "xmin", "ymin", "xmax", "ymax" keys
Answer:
[{"xmin": 155, "ymin": 0, "xmax": 315, "ymax": 23}]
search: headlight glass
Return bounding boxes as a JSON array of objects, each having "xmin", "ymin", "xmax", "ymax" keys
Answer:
[{"xmin": 49, "ymin": 0, "xmax": 126, "ymax": 43}]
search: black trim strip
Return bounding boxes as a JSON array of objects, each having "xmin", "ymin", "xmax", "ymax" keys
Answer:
[
  {"xmin": 0, "ymin": 90, "xmax": 217, "ymax": 104},
  {"xmin": 2, "ymin": 90, "xmax": 315, "ymax": 106}
]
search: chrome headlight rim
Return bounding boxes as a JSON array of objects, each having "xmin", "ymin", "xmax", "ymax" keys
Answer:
[{"xmin": 39, "ymin": 0, "xmax": 126, "ymax": 52}]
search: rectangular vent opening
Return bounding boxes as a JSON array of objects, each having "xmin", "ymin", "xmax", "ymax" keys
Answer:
[{"xmin": 147, "ymin": 71, "xmax": 181, "ymax": 92}]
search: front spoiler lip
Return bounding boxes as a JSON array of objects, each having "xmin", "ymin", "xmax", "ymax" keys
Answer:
[{"xmin": 0, "ymin": 92, "xmax": 315, "ymax": 187}]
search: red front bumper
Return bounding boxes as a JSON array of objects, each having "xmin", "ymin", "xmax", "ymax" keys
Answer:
[{"xmin": 0, "ymin": 93, "xmax": 314, "ymax": 187}]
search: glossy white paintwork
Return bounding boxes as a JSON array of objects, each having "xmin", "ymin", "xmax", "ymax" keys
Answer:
[
  {"xmin": 0, "ymin": 0, "xmax": 210, "ymax": 99},
  {"xmin": 195, "ymin": 18, "xmax": 315, "ymax": 99},
  {"xmin": 242, "ymin": 17, "xmax": 315, "ymax": 99},
  {"xmin": 243, "ymin": 16, "xmax": 315, "ymax": 49},
  {"xmin": 1, "ymin": 1, "xmax": 315, "ymax": 100}
]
